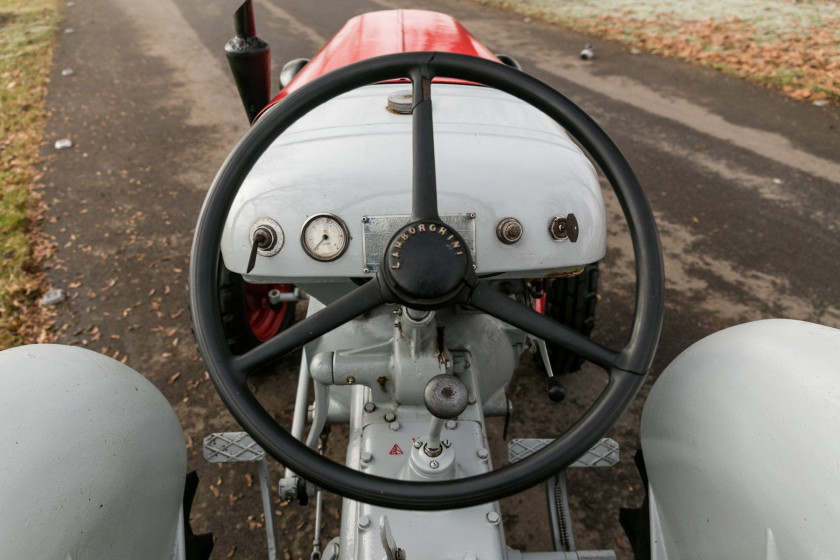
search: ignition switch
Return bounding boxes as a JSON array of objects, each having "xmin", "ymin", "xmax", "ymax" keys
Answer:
[
  {"xmin": 548, "ymin": 213, "xmax": 579, "ymax": 242},
  {"xmin": 246, "ymin": 217, "xmax": 284, "ymax": 273}
]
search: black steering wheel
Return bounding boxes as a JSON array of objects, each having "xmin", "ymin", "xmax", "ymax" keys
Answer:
[{"xmin": 189, "ymin": 52, "xmax": 664, "ymax": 510}]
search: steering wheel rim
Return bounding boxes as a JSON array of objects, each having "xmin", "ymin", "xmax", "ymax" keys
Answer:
[{"xmin": 190, "ymin": 51, "xmax": 664, "ymax": 510}]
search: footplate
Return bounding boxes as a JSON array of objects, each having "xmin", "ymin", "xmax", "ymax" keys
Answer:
[
  {"xmin": 203, "ymin": 431, "xmax": 265, "ymax": 463},
  {"xmin": 507, "ymin": 438, "xmax": 619, "ymax": 467}
]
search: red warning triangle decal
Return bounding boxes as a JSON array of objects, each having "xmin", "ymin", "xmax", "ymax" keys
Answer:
[{"xmin": 389, "ymin": 444, "xmax": 404, "ymax": 455}]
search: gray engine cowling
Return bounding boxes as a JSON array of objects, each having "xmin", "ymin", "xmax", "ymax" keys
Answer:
[{"xmin": 0, "ymin": 345, "xmax": 186, "ymax": 559}]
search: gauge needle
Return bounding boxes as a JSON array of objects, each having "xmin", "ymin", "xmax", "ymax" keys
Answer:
[{"xmin": 313, "ymin": 233, "xmax": 329, "ymax": 251}]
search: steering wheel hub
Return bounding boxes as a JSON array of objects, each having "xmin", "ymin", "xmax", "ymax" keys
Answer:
[{"xmin": 382, "ymin": 220, "xmax": 471, "ymax": 305}]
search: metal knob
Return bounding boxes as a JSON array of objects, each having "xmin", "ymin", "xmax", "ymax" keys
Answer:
[
  {"xmin": 496, "ymin": 217, "xmax": 523, "ymax": 244},
  {"xmin": 424, "ymin": 375, "xmax": 469, "ymax": 419}
]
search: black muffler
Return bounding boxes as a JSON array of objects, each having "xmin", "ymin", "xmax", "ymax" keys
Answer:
[{"xmin": 225, "ymin": 0, "xmax": 270, "ymax": 123}]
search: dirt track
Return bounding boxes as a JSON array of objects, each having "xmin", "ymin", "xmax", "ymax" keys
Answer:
[{"xmin": 38, "ymin": 0, "xmax": 839, "ymax": 558}]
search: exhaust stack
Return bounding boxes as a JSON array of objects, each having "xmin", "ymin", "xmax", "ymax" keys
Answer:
[{"xmin": 225, "ymin": 0, "xmax": 270, "ymax": 123}]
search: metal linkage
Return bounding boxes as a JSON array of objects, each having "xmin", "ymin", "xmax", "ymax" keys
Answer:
[{"xmin": 508, "ymin": 438, "xmax": 619, "ymax": 557}]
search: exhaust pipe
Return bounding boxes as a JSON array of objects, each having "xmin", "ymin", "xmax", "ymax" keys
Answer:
[{"xmin": 225, "ymin": 0, "xmax": 270, "ymax": 123}]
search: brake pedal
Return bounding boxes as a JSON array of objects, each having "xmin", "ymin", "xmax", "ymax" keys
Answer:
[
  {"xmin": 507, "ymin": 437, "xmax": 619, "ymax": 467},
  {"xmin": 204, "ymin": 432, "xmax": 279, "ymax": 560},
  {"xmin": 204, "ymin": 431, "xmax": 265, "ymax": 463},
  {"xmin": 508, "ymin": 437, "xmax": 618, "ymax": 558}
]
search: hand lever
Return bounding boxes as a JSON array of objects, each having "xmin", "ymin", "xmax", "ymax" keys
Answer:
[
  {"xmin": 246, "ymin": 227, "xmax": 273, "ymax": 273},
  {"xmin": 536, "ymin": 338, "xmax": 566, "ymax": 402}
]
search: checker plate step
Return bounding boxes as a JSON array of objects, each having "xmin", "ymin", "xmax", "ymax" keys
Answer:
[
  {"xmin": 204, "ymin": 431, "xmax": 266, "ymax": 463},
  {"xmin": 508, "ymin": 437, "xmax": 619, "ymax": 467}
]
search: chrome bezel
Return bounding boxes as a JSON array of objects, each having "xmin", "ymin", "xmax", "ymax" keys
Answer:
[{"xmin": 249, "ymin": 217, "xmax": 284, "ymax": 257}]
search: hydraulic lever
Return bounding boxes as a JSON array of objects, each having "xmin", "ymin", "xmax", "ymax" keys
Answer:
[{"xmin": 536, "ymin": 338, "xmax": 566, "ymax": 402}]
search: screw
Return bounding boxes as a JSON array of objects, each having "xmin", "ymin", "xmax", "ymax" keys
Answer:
[
  {"xmin": 358, "ymin": 515, "xmax": 371, "ymax": 529},
  {"xmin": 413, "ymin": 440, "xmax": 422, "ymax": 449},
  {"xmin": 477, "ymin": 448, "xmax": 489, "ymax": 460},
  {"xmin": 384, "ymin": 412, "xmax": 396, "ymax": 422},
  {"xmin": 430, "ymin": 460, "xmax": 439, "ymax": 469},
  {"xmin": 364, "ymin": 402, "xmax": 376, "ymax": 413},
  {"xmin": 445, "ymin": 420, "xmax": 457, "ymax": 430},
  {"xmin": 390, "ymin": 421, "xmax": 400, "ymax": 431},
  {"xmin": 360, "ymin": 452, "xmax": 373, "ymax": 464},
  {"xmin": 346, "ymin": 376, "xmax": 355, "ymax": 385},
  {"xmin": 486, "ymin": 511, "xmax": 500, "ymax": 525},
  {"xmin": 442, "ymin": 440, "xmax": 451, "ymax": 448},
  {"xmin": 469, "ymin": 212, "xmax": 476, "ymax": 218},
  {"xmin": 363, "ymin": 267, "xmax": 370, "ymax": 274}
]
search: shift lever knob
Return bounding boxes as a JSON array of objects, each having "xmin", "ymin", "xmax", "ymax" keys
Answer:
[{"xmin": 424, "ymin": 374, "xmax": 469, "ymax": 419}]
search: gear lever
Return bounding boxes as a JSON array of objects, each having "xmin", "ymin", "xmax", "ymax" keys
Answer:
[{"xmin": 422, "ymin": 374, "xmax": 468, "ymax": 456}]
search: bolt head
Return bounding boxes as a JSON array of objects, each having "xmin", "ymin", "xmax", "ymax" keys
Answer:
[
  {"xmin": 445, "ymin": 420, "xmax": 457, "ymax": 430},
  {"xmin": 364, "ymin": 402, "xmax": 376, "ymax": 413},
  {"xmin": 358, "ymin": 515, "xmax": 371, "ymax": 529},
  {"xmin": 384, "ymin": 412, "xmax": 396, "ymax": 422},
  {"xmin": 468, "ymin": 393, "xmax": 477, "ymax": 405},
  {"xmin": 360, "ymin": 451, "xmax": 373, "ymax": 464},
  {"xmin": 486, "ymin": 511, "xmax": 500, "ymax": 525},
  {"xmin": 477, "ymin": 447, "xmax": 489, "ymax": 460},
  {"xmin": 413, "ymin": 440, "xmax": 422, "ymax": 449},
  {"xmin": 390, "ymin": 421, "xmax": 400, "ymax": 431}
]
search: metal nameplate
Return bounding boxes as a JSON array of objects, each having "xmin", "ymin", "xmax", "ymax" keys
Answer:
[{"xmin": 362, "ymin": 213, "xmax": 476, "ymax": 272}]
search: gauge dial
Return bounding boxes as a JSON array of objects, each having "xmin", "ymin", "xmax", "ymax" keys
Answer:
[{"xmin": 301, "ymin": 214, "xmax": 350, "ymax": 261}]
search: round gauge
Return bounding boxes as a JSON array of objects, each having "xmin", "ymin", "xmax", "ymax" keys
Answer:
[{"xmin": 300, "ymin": 213, "xmax": 350, "ymax": 261}]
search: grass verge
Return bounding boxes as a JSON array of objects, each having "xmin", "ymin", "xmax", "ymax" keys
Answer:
[
  {"xmin": 476, "ymin": 0, "xmax": 839, "ymax": 104},
  {"xmin": 0, "ymin": 0, "xmax": 60, "ymax": 349}
]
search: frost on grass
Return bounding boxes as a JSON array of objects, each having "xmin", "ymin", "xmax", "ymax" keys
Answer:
[{"xmin": 481, "ymin": 0, "xmax": 839, "ymax": 102}]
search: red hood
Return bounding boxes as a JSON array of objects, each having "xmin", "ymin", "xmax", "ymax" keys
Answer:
[{"xmin": 260, "ymin": 10, "xmax": 501, "ymax": 114}]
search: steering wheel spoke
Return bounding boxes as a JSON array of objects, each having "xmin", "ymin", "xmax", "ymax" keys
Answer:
[
  {"xmin": 468, "ymin": 281, "xmax": 619, "ymax": 372},
  {"xmin": 410, "ymin": 67, "xmax": 440, "ymax": 222},
  {"xmin": 232, "ymin": 276, "xmax": 388, "ymax": 379}
]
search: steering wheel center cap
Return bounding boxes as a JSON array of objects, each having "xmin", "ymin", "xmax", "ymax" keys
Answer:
[{"xmin": 382, "ymin": 220, "xmax": 471, "ymax": 304}]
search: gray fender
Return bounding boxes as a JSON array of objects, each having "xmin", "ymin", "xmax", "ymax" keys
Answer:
[
  {"xmin": 641, "ymin": 319, "xmax": 840, "ymax": 559},
  {"xmin": 0, "ymin": 345, "xmax": 186, "ymax": 559}
]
